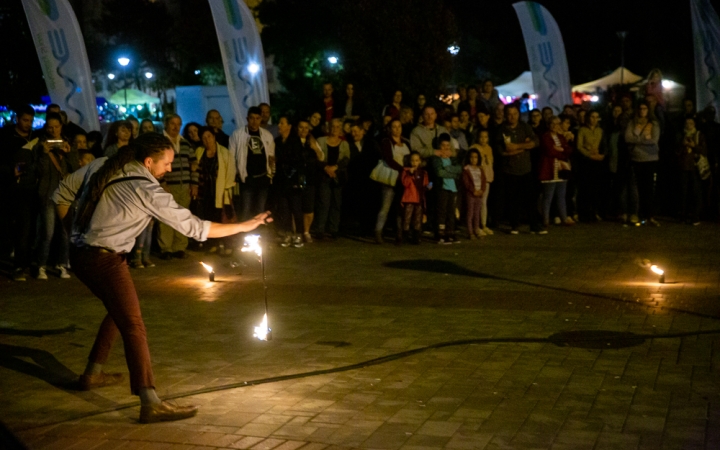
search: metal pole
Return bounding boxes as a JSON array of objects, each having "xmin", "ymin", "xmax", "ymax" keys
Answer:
[{"xmin": 123, "ymin": 66, "xmax": 128, "ymax": 112}]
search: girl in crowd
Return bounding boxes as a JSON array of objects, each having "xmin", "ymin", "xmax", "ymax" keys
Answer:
[
  {"xmin": 103, "ymin": 120, "xmax": 133, "ymax": 158},
  {"xmin": 375, "ymin": 118, "xmax": 410, "ymax": 244},
  {"xmin": 462, "ymin": 148, "xmax": 487, "ymax": 240},
  {"xmin": 539, "ymin": 116, "xmax": 574, "ymax": 230},
  {"xmin": 469, "ymin": 130, "xmax": 494, "ymax": 235},
  {"xmin": 400, "ymin": 151, "xmax": 428, "ymax": 244}
]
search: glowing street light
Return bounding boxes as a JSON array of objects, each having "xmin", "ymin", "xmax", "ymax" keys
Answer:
[
  {"xmin": 447, "ymin": 44, "xmax": 460, "ymax": 55},
  {"xmin": 145, "ymin": 72, "xmax": 153, "ymax": 79},
  {"xmin": 107, "ymin": 73, "xmax": 115, "ymax": 80},
  {"xmin": 117, "ymin": 57, "xmax": 130, "ymax": 112},
  {"xmin": 248, "ymin": 62, "xmax": 260, "ymax": 74},
  {"xmin": 327, "ymin": 56, "xmax": 339, "ymax": 65},
  {"xmin": 118, "ymin": 57, "xmax": 130, "ymax": 67},
  {"xmin": 194, "ymin": 69, "xmax": 201, "ymax": 75}
]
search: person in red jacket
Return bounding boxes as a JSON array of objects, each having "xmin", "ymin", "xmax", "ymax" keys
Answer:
[
  {"xmin": 462, "ymin": 149, "xmax": 487, "ymax": 239},
  {"xmin": 400, "ymin": 151, "xmax": 428, "ymax": 244},
  {"xmin": 539, "ymin": 116, "xmax": 575, "ymax": 231}
]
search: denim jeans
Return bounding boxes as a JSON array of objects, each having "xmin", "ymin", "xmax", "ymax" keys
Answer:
[
  {"xmin": 315, "ymin": 180, "xmax": 343, "ymax": 234},
  {"xmin": 241, "ymin": 183, "xmax": 269, "ymax": 221},
  {"xmin": 375, "ymin": 185, "xmax": 396, "ymax": 232},
  {"xmin": 37, "ymin": 199, "xmax": 69, "ymax": 268},
  {"xmin": 542, "ymin": 181, "xmax": 568, "ymax": 225}
]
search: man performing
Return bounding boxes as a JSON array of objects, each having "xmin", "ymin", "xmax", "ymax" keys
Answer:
[{"xmin": 53, "ymin": 133, "xmax": 271, "ymax": 423}]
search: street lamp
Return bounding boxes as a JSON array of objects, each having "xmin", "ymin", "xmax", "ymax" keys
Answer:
[
  {"xmin": 145, "ymin": 72, "xmax": 153, "ymax": 79},
  {"xmin": 107, "ymin": 73, "xmax": 115, "ymax": 80},
  {"xmin": 248, "ymin": 62, "xmax": 260, "ymax": 74},
  {"xmin": 118, "ymin": 57, "xmax": 130, "ymax": 112},
  {"xmin": 327, "ymin": 56, "xmax": 338, "ymax": 65}
]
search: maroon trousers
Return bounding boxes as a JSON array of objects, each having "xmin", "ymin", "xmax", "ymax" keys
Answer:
[{"xmin": 70, "ymin": 246, "xmax": 154, "ymax": 395}]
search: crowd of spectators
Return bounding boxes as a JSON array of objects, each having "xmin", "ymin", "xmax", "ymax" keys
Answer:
[{"xmin": 2, "ymin": 76, "xmax": 719, "ymax": 281}]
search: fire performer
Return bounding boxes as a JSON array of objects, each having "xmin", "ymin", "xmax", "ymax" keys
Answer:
[{"xmin": 52, "ymin": 133, "xmax": 270, "ymax": 423}]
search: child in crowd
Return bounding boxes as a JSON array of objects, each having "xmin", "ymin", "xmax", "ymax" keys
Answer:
[
  {"xmin": 430, "ymin": 133, "xmax": 462, "ymax": 243},
  {"xmin": 462, "ymin": 149, "xmax": 487, "ymax": 239},
  {"xmin": 401, "ymin": 151, "xmax": 429, "ymax": 244},
  {"xmin": 469, "ymin": 130, "xmax": 494, "ymax": 235}
]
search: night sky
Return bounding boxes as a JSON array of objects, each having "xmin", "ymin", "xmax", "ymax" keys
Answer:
[{"xmin": 449, "ymin": 0, "xmax": 720, "ymax": 90}]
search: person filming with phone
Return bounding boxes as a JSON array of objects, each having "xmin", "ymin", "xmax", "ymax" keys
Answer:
[{"xmin": 32, "ymin": 112, "xmax": 77, "ymax": 280}]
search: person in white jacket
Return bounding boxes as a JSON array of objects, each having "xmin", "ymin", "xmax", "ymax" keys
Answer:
[
  {"xmin": 229, "ymin": 106, "xmax": 275, "ymax": 220},
  {"xmin": 192, "ymin": 127, "xmax": 237, "ymax": 254}
]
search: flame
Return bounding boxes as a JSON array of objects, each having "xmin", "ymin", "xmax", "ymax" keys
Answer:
[
  {"xmin": 253, "ymin": 313, "xmax": 270, "ymax": 340},
  {"xmin": 650, "ymin": 265, "xmax": 664, "ymax": 275},
  {"xmin": 242, "ymin": 234, "xmax": 262, "ymax": 257},
  {"xmin": 200, "ymin": 262, "xmax": 214, "ymax": 273}
]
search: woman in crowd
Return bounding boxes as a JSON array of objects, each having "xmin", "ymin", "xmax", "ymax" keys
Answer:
[
  {"xmin": 140, "ymin": 119, "xmax": 156, "ymax": 134},
  {"xmin": 341, "ymin": 83, "xmax": 361, "ymax": 121},
  {"xmin": 182, "ymin": 122, "xmax": 202, "ymax": 150},
  {"xmin": 33, "ymin": 112, "xmax": 75, "ymax": 279},
  {"xmin": 676, "ymin": 116, "xmax": 706, "ymax": 225},
  {"xmin": 539, "ymin": 116, "xmax": 574, "ymax": 230},
  {"xmin": 479, "ymin": 79, "xmax": 501, "ymax": 112},
  {"xmin": 374, "ymin": 118, "xmax": 411, "ymax": 244},
  {"xmin": 315, "ymin": 118, "xmax": 350, "ymax": 239},
  {"xmin": 576, "ymin": 110, "xmax": 605, "ymax": 222},
  {"xmin": 624, "ymin": 101, "xmax": 661, "ymax": 226},
  {"xmin": 414, "ymin": 94, "xmax": 427, "ymax": 125},
  {"xmin": 191, "ymin": 127, "xmax": 236, "ymax": 254},
  {"xmin": 308, "ymin": 111, "xmax": 324, "ymax": 138},
  {"xmin": 382, "ymin": 90, "xmax": 404, "ymax": 121},
  {"xmin": 274, "ymin": 116, "xmax": 307, "ymax": 248},
  {"xmin": 103, "ymin": 120, "xmax": 133, "ymax": 158},
  {"xmin": 645, "ymin": 69, "xmax": 665, "ymax": 109}
]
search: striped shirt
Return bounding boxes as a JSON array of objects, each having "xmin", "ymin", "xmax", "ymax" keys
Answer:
[{"xmin": 163, "ymin": 131, "xmax": 196, "ymax": 185}]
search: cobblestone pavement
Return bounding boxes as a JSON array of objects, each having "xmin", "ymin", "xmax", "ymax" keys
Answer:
[{"xmin": 1, "ymin": 220, "xmax": 720, "ymax": 449}]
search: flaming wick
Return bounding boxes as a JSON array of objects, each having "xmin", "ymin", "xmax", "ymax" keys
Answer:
[
  {"xmin": 200, "ymin": 262, "xmax": 215, "ymax": 281},
  {"xmin": 650, "ymin": 265, "xmax": 665, "ymax": 283},
  {"xmin": 244, "ymin": 235, "xmax": 272, "ymax": 340}
]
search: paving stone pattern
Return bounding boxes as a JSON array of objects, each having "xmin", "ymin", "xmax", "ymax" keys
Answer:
[{"xmin": 1, "ymin": 221, "xmax": 719, "ymax": 449}]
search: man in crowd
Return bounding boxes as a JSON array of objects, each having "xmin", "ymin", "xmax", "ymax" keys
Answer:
[
  {"xmin": 259, "ymin": 103, "xmax": 278, "ymax": 138},
  {"xmin": 206, "ymin": 109, "xmax": 229, "ymax": 148},
  {"xmin": 346, "ymin": 121, "xmax": 380, "ymax": 234},
  {"xmin": 229, "ymin": 106, "xmax": 276, "ymax": 220},
  {"xmin": 158, "ymin": 114, "xmax": 196, "ymax": 259},
  {"xmin": 410, "ymin": 106, "xmax": 450, "ymax": 159},
  {"xmin": 53, "ymin": 133, "xmax": 271, "ymax": 424},
  {"xmin": 400, "ymin": 106, "xmax": 415, "ymax": 139},
  {"xmin": 318, "ymin": 82, "xmax": 340, "ymax": 132},
  {"xmin": 0, "ymin": 105, "xmax": 36, "ymax": 280},
  {"xmin": 499, "ymin": 104, "xmax": 541, "ymax": 234}
]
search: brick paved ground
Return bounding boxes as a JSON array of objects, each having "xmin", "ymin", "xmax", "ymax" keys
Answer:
[{"xmin": 1, "ymin": 220, "xmax": 720, "ymax": 449}]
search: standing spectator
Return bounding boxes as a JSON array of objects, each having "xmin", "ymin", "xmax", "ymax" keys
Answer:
[
  {"xmin": 382, "ymin": 90, "xmax": 404, "ymax": 121},
  {"xmin": 430, "ymin": 134, "xmax": 462, "ymax": 243},
  {"xmin": 315, "ymin": 118, "xmax": 350, "ymax": 239},
  {"xmin": 103, "ymin": 121, "xmax": 133, "ymax": 158},
  {"xmin": 576, "ymin": 111, "xmax": 606, "ymax": 222},
  {"xmin": 206, "ymin": 110, "xmax": 230, "ymax": 148},
  {"xmin": 308, "ymin": 111, "xmax": 324, "ymax": 138},
  {"xmin": 479, "ymin": 79, "xmax": 501, "ymax": 112},
  {"xmin": 559, "ymin": 114, "xmax": 578, "ymax": 222},
  {"xmin": 676, "ymin": 117, "xmax": 706, "ymax": 225},
  {"xmin": 0, "ymin": 105, "xmax": 35, "ymax": 280},
  {"xmin": 529, "ymin": 109, "xmax": 545, "ymax": 137},
  {"xmin": 34, "ymin": 112, "xmax": 75, "ymax": 279},
  {"xmin": 182, "ymin": 122, "xmax": 202, "ymax": 150},
  {"xmin": 458, "ymin": 85, "xmax": 480, "ymax": 119},
  {"xmin": 644, "ymin": 69, "xmax": 666, "ymax": 109},
  {"xmin": 274, "ymin": 117, "xmax": 307, "ymax": 248},
  {"xmin": 625, "ymin": 101, "xmax": 661, "ymax": 226},
  {"xmin": 192, "ymin": 127, "xmax": 237, "ymax": 253},
  {"xmin": 447, "ymin": 113, "xmax": 469, "ymax": 158},
  {"xmin": 400, "ymin": 151, "xmax": 428, "ymax": 244},
  {"xmin": 347, "ymin": 121, "xmax": 380, "ymax": 235},
  {"xmin": 492, "ymin": 102, "xmax": 505, "ymax": 127},
  {"xmin": 259, "ymin": 103, "xmax": 279, "ymax": 139},
  {"xmin": 374, "ymin": 119, "xmax": 410, "ymax": 244},
  {"xmin": 606, "ymin": 104, "xmax": 625, "ymax": 218},
  {"xmin": 87, "ymin": 131, "xmax": 104, "ymax": 158},
  {"xmin": 458, "ymin": 110, "xmax": 473, "ymax": 141},
  {"xmin": 296, "ymin": 120, "xmax": 324, "ymax": 242},
  {"xmin": 452, "ymin": 84, "xmax": 467, "ymax": 112},
  {"xmin": 539, "ymin": 116, "xmax": 574, "ymax": 229},
  {"xmin": 400, "ymin": 106, "xmax": 415, "ymax": 139},
  {"xmin": 499, "ymin": 104, "xmax": 542, "ymax": 234},
  {"xmin": 469, "ymin": 129, "xmax": 495, "ymax": 235},
  {"xmin": 126, "ymin": 116, "xmax": 140, "ymax": 138},
  {"xmin": 462, "ymin": 149, "xmax": 487, "ymax": 240},
  {"xmin": 157, "ymin": 114, "xmax": 196, "ymax": 259},
  {"xmin": 318, "ymin": 82, "xmax": 340, "ymax": 133},
  {"xmin": 229, "ymin": 106, "xmax": 276, "ymax": 221},
  {"xmin": 140, "ymin": 119, "xmax": 156, "ymax": 134},
  {"xmin": 414, "ymin": 94, "xmax": 427, "ymax": 124},
  {"xmin": 341, "ymin": 83, "xmax": 362, "ymax": 121},
  {"xmin": 410, "ymin": 106, "xmax": 450, "ymax": 159}
]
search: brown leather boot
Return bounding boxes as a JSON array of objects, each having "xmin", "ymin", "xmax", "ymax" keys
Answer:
[
  {"xmin": 139, "ymin": 401, "xmax": 199, "ymax": 424},
  {"xmin": 78, "ymin": 372, "xmax": 124, "ymax": 390}
]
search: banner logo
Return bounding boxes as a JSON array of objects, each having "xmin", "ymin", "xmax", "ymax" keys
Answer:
[
  {"xmin": 38, "ymin": 0, "xmax": 59, "ymax": 21},
  {"xmin": 223, "ymin": 0, "xmax": 244, "ymax": 30}
]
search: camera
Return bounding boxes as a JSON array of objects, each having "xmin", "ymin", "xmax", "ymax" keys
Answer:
[{"xmin": 47, "ymin": 139, "xmax": 63, "ymax": 148}]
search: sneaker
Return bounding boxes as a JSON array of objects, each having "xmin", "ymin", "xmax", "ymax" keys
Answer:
[
  {"xmin": 692, "ymin": 221, "xmax": 701, "ymax": 226},
  {"xmin": 12, "ymin": 268, "xmax": 27, "ymax": 282},
  {"xmin": 303, "ymin": 232, "xmax": 313, "ymax": 243},
  {"xmin": 292, "ymin": 236, "xmax": 304, "ymax": 248},
  {"xmin": 538, "ymin": 229, "xmax": 548, "ymax": 235},
  {"xmin": 280, "ymin": 236, "xmax": 292, "ymax": 248},
  {"xmin": 475, "ymin": 228, "xmax": 487, "ymax": 237},
  {"xmin": 510, "ymin": 229, "xmax": 519, "ymax": 235},
  {"xmin": 130, "ymin": 259, "xmax": 145, "ymax": 269},
  {"xmin": 142, "ymin": 259, "xmax": 156, "ymax": 268},
  {"xmin": 563, "ymin": 217, "xmax": 575, "ymax": 226},
  {"xmin": 57, "ymin": 266, "xmax": 71, "ymax": 279},
  {"xmin": 37, "ymin": 267, "xmax": 48, "ymax": 280},
  {"xmin": 629, "ymin": 214, "xmax": 639, "ymax": 224},
  {"xmin": 553, "ymin": 217, "xmax": 561, "ymax": 225},
  {"xmin": 482, "ymin": 227, "xmax": 494, "ymax": 235},
  {"xmin": 469, "ymin": 234, "xmax": 477, "ymax": 240}
]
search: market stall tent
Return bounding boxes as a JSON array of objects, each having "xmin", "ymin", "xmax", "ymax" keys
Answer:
[
  {"xmin": 109, "ymin": 89, "xmax": 160, "ymax": 105},
  {"xmin": 572, "ymin": 67, "xmax": 642, "ymax": 92},
  {"xmin": 496, "ymin": 71, "xmax": 535, "ymax": 100}
]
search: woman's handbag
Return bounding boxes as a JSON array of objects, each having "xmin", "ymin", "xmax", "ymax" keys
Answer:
[
  {"xmin": 696, "ymin": 154, "xmax": 712, "ymax": 181},
  {"xmin": 369, "ymin": 160, "xmax": 399, "ymax": 186}
]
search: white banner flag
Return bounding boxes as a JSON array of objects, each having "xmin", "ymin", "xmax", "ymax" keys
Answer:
[
  {"xmin": 512, "ymin": 1, "xmax": 572, "ymax": 114},
  {"xmin": 691, "ymin": 0, "xmax": 720, "ymax": 121},
  {"xmin": 21, "ymin": 0, "xmax": 99, "ymax": 131},
  {"xmin": 208, "ymin": 0, "xmax": 270, "ymax": 128}
]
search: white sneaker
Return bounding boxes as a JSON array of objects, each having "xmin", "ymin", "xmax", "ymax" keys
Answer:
[
  {"xmin": 37, "ymin": 267, "xmax": 48, "ymax": 280},
  {"xmin": 553, "ymin": 217, "xmax": 561, "ymax": 225},
  {"xmin": 57, "ymin": 265, "xmax": 71, "ymax": 279}
]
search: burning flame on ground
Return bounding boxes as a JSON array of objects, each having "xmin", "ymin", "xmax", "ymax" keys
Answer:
[
  {"xmin": 650, "ymin": 265, "xmax": 664, "ymax": 275},
  {"xmin": 200, "ymin": 262, "xmax": 214, "ymax": 273},
  {"xmin": 254, "ymin": 313, "xmax": 270, "ymax": 340},
  {"xmin": 242, "ymin": 234, "xmax": 262, "ymax": 257}
]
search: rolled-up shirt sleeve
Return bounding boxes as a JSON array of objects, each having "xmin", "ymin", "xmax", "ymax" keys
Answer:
[
  {"xmin": 133, "ymin": 181, "xmax": 211, "ymax": 242},
  {"xmin": 52, "ymin": 159, "xmax": 93, "ymax": 206}
]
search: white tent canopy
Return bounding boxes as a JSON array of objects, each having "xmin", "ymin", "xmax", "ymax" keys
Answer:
[
  {"xmin": 572, "ymin": 67, "xmax": 643, "ymax": 93},
  {"xmin": 496, "ymin": 71, "xmax": 534, "ymax": 99}
]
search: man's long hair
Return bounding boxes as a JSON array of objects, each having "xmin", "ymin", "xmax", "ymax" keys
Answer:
[{"xmin": 74, "ymin": 132, "xmax": 172, "ymax": 233}]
